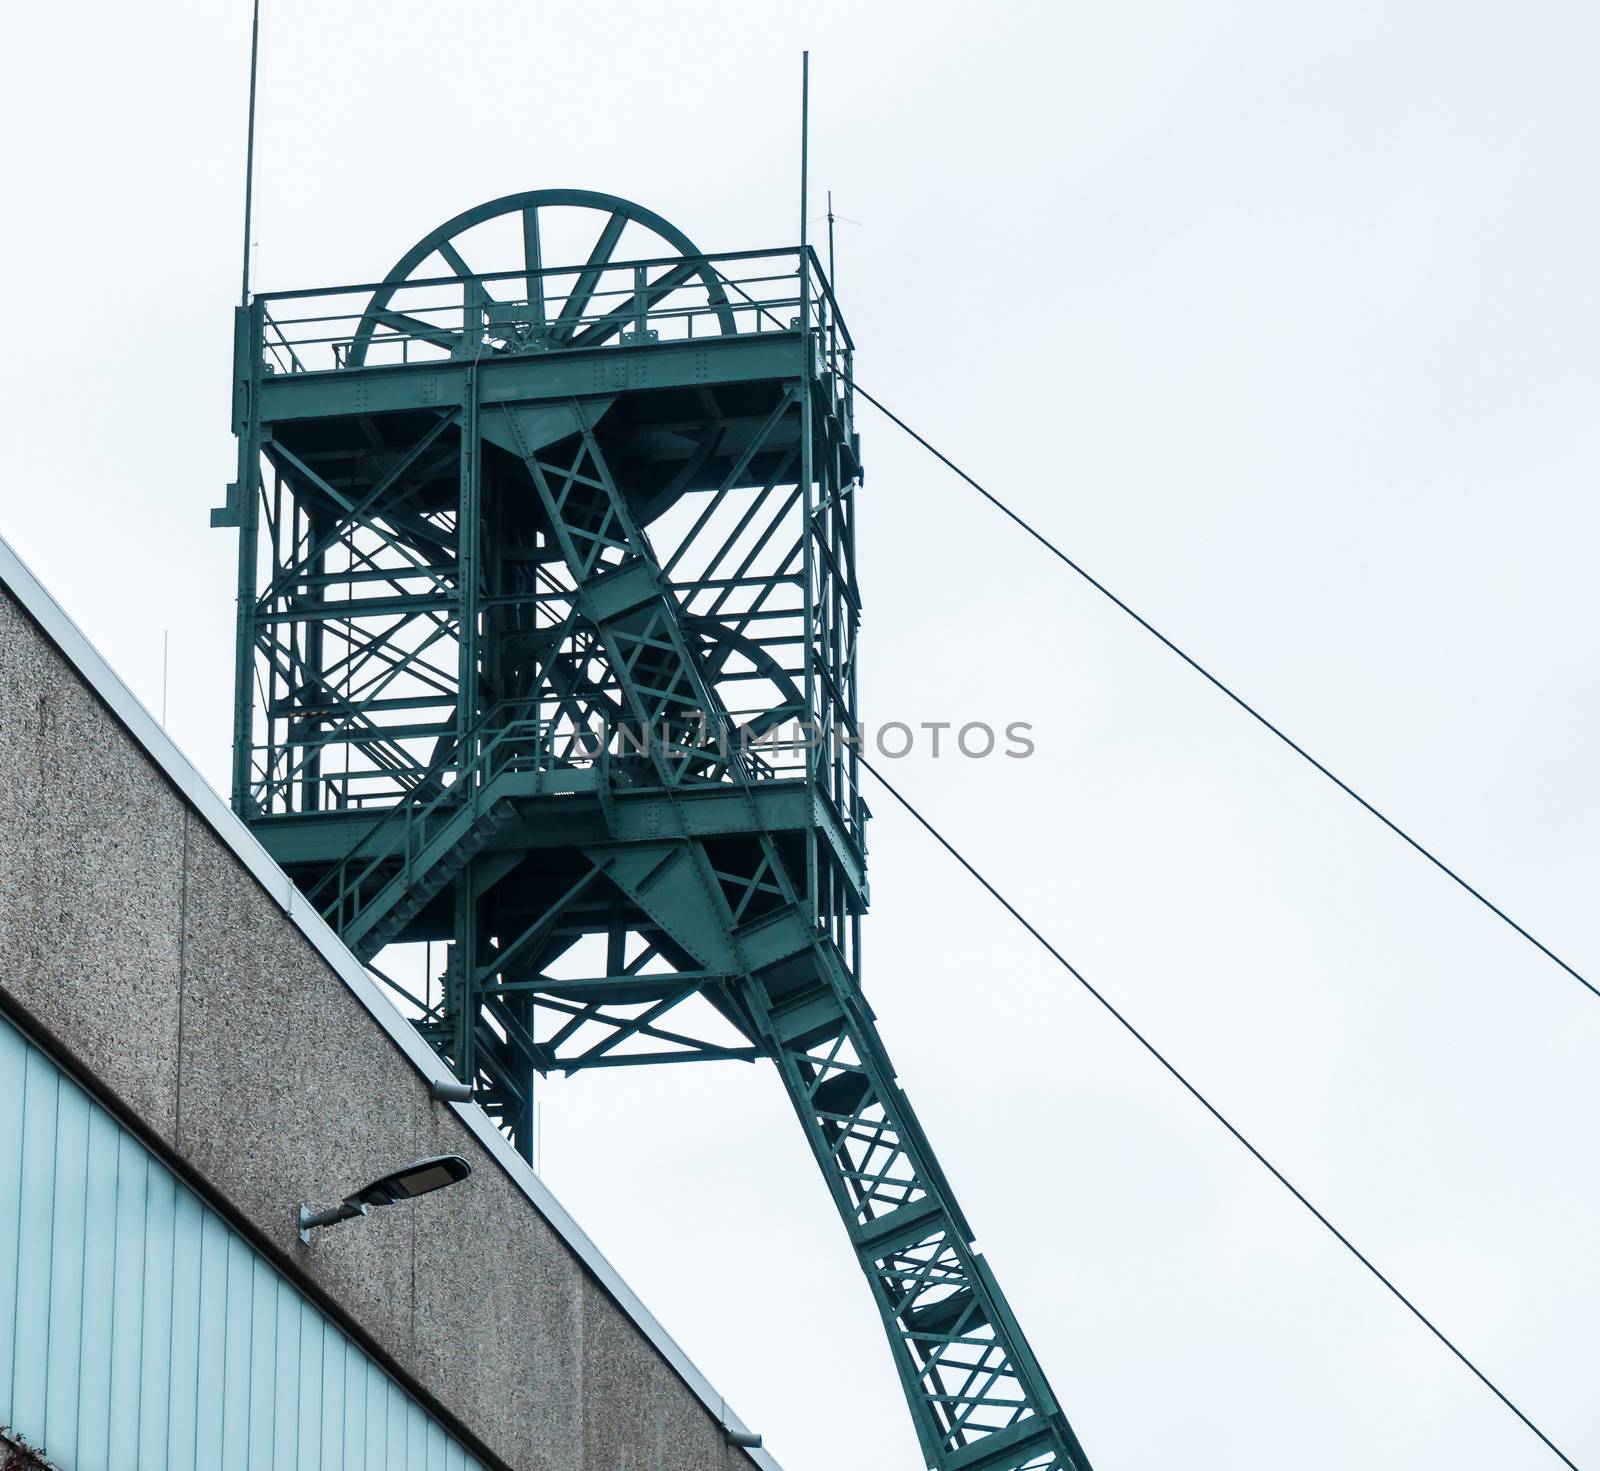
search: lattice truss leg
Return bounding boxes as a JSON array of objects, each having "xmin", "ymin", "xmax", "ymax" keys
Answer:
[
  {"xmin": 766, "ymin": 1000, "xmax": 1090, "ymax": 1471},
  {"xmin": 491, "ymin": 396, "xmax": 1087, "ymax": 1471}
]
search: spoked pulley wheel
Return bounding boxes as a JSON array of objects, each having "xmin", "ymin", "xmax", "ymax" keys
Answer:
[{"xmin": 346, "ymin": 189, "xmax": 738, "ymax": 367}]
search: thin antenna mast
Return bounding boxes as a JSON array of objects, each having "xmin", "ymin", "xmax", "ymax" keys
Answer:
[
  {"xmin": 799, "ymin": 52, "xmax": 810, "ymax": 272},
  {"xmin": 827, "ymin": 189, "xmax": 837, "ymax": 290},
  {"xmin": 240, "ymin": 0, "xmax": 262, "ymax": 306}
]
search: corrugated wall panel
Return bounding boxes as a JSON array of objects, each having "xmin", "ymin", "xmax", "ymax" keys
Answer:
[
  {"xmin": 12, "ymin": 1044, "xmax": 56, "ymax": 1438},
  {"xmin": 0, "ymin": 1016, "xmax": 489, "ymax": 1471},
  {"xmin": 77, "ymin": 1105, "xmax": 119, "ymax": 1466},
  {"xmin": 105, "ymin": 1129, "xmax": 147, "ymax": 1455},
  {"xmin": 137, "ymin": 1155, "xmax": 177, "ymax": 1470},
  {"xmin": 0, "ymin": 1020, "xmax": 23, "ymax": 1422}
]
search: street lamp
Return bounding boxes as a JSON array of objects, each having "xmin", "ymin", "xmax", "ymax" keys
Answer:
[{"xmin": 298, "ymin": 1154, "xmax": 472, "ymax": 1244}]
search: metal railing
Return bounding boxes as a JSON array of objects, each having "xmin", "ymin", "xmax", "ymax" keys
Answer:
[
  {"xmin": 254, "ymin": 246, "xmax": 853, "ymax": 396},
  {"xmin": 299, "ymin": 695, "xmax": 815, "ymax": 930},
  {"xmin": 250, "ymin": 692, "xmax": 811, "ymax": 817}
]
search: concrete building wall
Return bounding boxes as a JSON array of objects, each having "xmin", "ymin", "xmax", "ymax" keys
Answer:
[{"xmin": 0, "ymin": 560, "xmax": 769, "ymax": 1471}]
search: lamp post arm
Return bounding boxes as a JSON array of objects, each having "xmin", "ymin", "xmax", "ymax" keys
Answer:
[{"xmin": 298, "ymin": 1198, "xmax": 368, "ymax": 1245}]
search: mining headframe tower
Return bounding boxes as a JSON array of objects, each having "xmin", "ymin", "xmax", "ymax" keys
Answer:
[{"xmin": 216, "ymin": 188, "xmax": 1092, "ymax": 1471}]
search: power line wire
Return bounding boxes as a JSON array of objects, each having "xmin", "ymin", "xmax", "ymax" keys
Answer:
[
  {"xmin": 846, "ymin": 377, "xmax": 1596, "ymax": 1003},
  {"xmin": 858, "ymin": 753, "xmax": 1581, "ymax": 1471}
]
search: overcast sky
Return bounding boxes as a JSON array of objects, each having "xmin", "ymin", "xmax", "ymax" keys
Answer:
[{"xmin": 4, "ymin": 3, "xmax": 1599, "ymax": 1467}]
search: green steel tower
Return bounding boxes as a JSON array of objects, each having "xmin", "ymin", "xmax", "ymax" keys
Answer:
[{"xmin": 219, "ymin": 190, "xmax": 1092, "ymax": 1471}]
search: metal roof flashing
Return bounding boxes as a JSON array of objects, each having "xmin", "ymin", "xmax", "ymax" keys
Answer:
[{"xmin": 0, "ymin": 531, "xmax": 776, "ymax": 1469}]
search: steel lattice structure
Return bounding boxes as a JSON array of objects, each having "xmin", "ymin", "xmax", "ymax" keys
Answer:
[{"xmin": 218, "ymin": 190, "xmax": 1093, "ymax": 1471}]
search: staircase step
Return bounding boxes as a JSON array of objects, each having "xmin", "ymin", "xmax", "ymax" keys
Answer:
[{"xmin": 345, "ymin": 792, "xmax": 522, "ymax": 953}]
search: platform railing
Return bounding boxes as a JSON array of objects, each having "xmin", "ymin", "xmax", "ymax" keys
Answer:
[
  {"xmin": 296, "ymin": 692, "xmax": 827, "ymax": 933},
  {"xmin": 249, "ymin": 690, "xmax": 818, "ymax": 817},
  {"xmin": 254, "ymin": 246, "xmax": 853, "ymax": 397}
]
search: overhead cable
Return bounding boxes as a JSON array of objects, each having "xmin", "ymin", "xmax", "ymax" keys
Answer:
[
  {"xmin": 847, "ymin": 376, "xmax": 1594, "ymax": 1004},
  {"xmin": 860, "ymin": 753, "xmax": 1582, "ymax": 1471}
]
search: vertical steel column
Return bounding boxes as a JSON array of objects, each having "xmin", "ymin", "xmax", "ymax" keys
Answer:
[
  {"xmin": 228, "ymin": 300, "xmax": 264, "ymax": 816},
  {"xmin": 458, "ymin": 362, "xmax": 482, "ymax": 747},
  {"xmin": 450, "ymin": 362, "xmax": 484, "ymax": 1089},
  {"xmin": 799, "ymin": 53, "xmax": 820, "ymax": 927},
  {"xmin": 452, "ymin": 866, "xmax": 478, "ymax": 1086}
]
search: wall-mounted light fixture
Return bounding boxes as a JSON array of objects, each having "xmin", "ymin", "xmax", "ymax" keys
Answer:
[{"xmin": 298, "ymin": 1154, "xmax": 472, "ymax": 1245}]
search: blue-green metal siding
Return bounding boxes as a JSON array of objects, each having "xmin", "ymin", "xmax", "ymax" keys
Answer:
[{"xmin": 0, "ymin": 1016, "xmax": 488, "ymax": 1471}]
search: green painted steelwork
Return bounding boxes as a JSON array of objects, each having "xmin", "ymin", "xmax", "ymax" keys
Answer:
[{"xmin": 220, "ymin": 190, "xmax": 1090, "ymax": 1471}]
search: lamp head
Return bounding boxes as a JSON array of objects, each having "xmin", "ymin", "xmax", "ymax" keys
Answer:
[
  {"xmin": 353, "ymin": 1154, "xmax": 472, "ymax": 1208},
  {"xmin": 298, "ymin": 1154, "xmax": 473, "ymax": 1244}
]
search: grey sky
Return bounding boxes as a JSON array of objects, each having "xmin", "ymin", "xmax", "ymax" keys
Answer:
[{"xmin": 3, "ymin": 2, "xmax": 1597, "ymax": 1466}]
